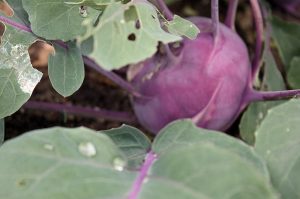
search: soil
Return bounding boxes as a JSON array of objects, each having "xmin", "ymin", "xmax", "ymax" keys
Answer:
[{"xmin": 3, "ymin": 0, "xmax": 296, "ymax": 140}]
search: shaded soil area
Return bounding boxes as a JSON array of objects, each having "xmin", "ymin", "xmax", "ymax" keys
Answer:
[{"xmin": 4, "ymin": 0, "xmax": 297, "ymax": 140}]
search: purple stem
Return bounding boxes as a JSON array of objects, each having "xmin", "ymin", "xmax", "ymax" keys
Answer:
[
  {"xmin": 155, "ymin": 0, "xmax": 174, "ymax": 20},
  {"xmin": 0, "ymin": 15, "xmax": 32, "ymax": 32},
  {"xmin": 0, "ymin": 16, "xmax": 141, "ymax": 97},
  {"xmin": 24, "ymin": 101, "xmax": 136, "ymax": 123},
  {"xmin": 127, "ymin": 151, "xmax": 157, "ymax": 199},
  {"xmin": 211, "ymin": 0, "xmax": 220, "ymax": 40},
  {"xmin": 249, "ymin": 0, "xmax": 264, "ymax": 82},
  {"xmin": 225, "ymin": 0, "xmax": 239, "ymax": 30}
]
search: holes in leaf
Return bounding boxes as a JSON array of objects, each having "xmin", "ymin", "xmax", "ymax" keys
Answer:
[
  {"xmin": 135, "ymin": 20, "xmax": 141, "ymax": 29},
  {"xmin": 79, "ymin": 5, "xmax": 88, "ymax": 18},
  {"xmin": 128, "ymin": 33, "xmax": 136, "ymax": 41},
  {"xmin": 124, "ymin": 5, "xmax": 138, "ymax": 22}
]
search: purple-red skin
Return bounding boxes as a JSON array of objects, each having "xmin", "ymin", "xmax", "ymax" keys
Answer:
[{"xmin": 129, "ymin": 17, "xmax": 251, "ymax": 134}]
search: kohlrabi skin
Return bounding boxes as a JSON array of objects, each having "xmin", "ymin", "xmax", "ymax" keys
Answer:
[
  {"xmin": 129, "ymin": 17, "xmax": 251, "ymax": 133},
  {"xmin": 272, "ymin": 0, "xmax": 300, "ymax": 18},
  {"xmin": 129, "ymin": 0, "xmax": 300, "ymax": 134}
]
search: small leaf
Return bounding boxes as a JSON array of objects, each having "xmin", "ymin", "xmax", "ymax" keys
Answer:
[
  {"xmin": 271, "ymin": 16, "xmax": 300, "ymax": 70},
  {"xmin": 81, "ymin": 1, "xmax": 181, "ymax": 70},
  {"xmin": 48, "ymin": 42, "xmax": 85, "ymax": 97},
  {"xmin": 22, "ymin": 0, "xmax": 99, "ymax": 41},
  {"xmin": 0, "ymin": 119, "xmax": 3, "ymax": 145},
  {"xmin": 0, "ymin": 25, "xmax": 42, "ymax": 119},
  {"xmin": 255, "ymin": 99, "xmax": 300, "ymax": 199},
  {"xmin": 287, "ymin": 56, "xmax": 300, "ymax": 89},
  {"xmin": 166, "ymin": 15, "xmax": 200, "ymax": 39},
  {"xmin": 102, "ymin": 125, "xmax": 151, "ymax": 169}
]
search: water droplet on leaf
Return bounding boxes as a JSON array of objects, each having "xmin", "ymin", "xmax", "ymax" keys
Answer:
[
  {"xmin": 44, "ymin": 144, "xmax": 54, "ymax": 151},
  {"xmin": 78, "ymin": 142, "xmax": 96, "ymax": 157},
  {"xmin": 113, "ymin": 157, "xmax": 126, "ymax": 171}
]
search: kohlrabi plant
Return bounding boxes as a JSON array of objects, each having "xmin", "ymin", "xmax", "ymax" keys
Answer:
[{"xmin": 0, "ymin": 0, "xmax": 300, "ymax": 198}]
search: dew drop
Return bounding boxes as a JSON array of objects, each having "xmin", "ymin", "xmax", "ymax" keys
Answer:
[
  {"xmin": 266, "ymin": 150, "xmax": 271, "ymax": 155},
  {"xmin": 78, "ymin": 142, "xmax": 97, "ymax": 157},
  {"xmin": 286, "ymin": 128, "xmax": 290, "ymax": 132},
  {"xmin": 143, "ymin": 177, "xmax": 149, "ymax": 184},
  {"xmin": 44, "ymin": 144, "xmax": 54, "ymax": 151},
  {"xmin": 113, "ymin": 157, "xmax": 126, "ymax": 171},
  {"xmin": 120, "ymin": 19, "xmax": 125, "ymax": 24}
]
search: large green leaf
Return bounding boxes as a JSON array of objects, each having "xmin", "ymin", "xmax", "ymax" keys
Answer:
[
  {"xmin": 0, "ymin": 119, "xmax": 3, "ymax": 145},
  {"xmin": 240, "ymin": 47, "xmax": 285, "ymax": 145},
  {"xmin": 22, "ymin": 0, "xmax": 99, "ymax": 41},
  {"xmin": 271, "ymin": 16, "xmax": 300, "ymax": 70},
  {"xmin": 153, "ymin": 120, "xmax": 270, "ymax": 178},
  {"xmin": 287, "ymin": 56, "xmax": 300, "ymax": 89},
  {"xmin": 102, "ymin": 124, "xmax": 151, "ymax": 169},
  {"xmin": 0, "ymin": 121, "xmax": 278, "ymax": 198},
  {"xmin": 0, "ymin": 127, "xmax": 136, "ymax": 199},
  {"xmin": 82, "ymin": 1, "xmax": 181, "ymax": 70},
  {"xmin": 255, "ymin": 99, "xmax": 300, "ymax": 199},
  {"xmin": 0, "ymin": 25, "xmax": 42, "ymax": 119},
  {"xmin": 48, "ymin": 42, "xmax": 85, "ymax": 97}
]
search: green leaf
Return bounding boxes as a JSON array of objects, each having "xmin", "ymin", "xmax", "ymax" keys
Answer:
[
  {"xmin": 142, "ymin": 144, "xmax": 277, "ymax": 199},
  {"xmin": 0, "ymin": 25, "xmax": 42, "ymax": 119},
  {"xmin": 0, "ymin": 121, "xmax": 278, "ymax": 198},
  {"xmin": 48, "ymin": 42, "xmax": 85, "ymax": 97},
  {"xmin": 102, "ymin": 124, "xmax": 151, "ymax": 169},
  {"xmin": 255, "ymin": 99, "xmax": 300, "ymax": 199},
  {"xmin": 0, "ymin": 127, "xmax": 136, "ymax": 199},
  {"xmin": 82, "ymin": 1, "xmax": 181, "ymax": 70},
  {"xmin": 287, "ymin": 56, "xmax": 300, "ymax": 89},
  {"xmin": 0, "ymin": 119, "xmax": 4, "ymax": 145},
  {"xmin": 166, "ymin": 15, "xmax": 200, "ymax": 39},
  {"xmin": 271, "ymin": 16, "xmax": 300, "ymax": 70},
  {"xmin": 22, "ymin": 0, "xmax": 99, "ymax": 41},
  {"xmin": 64, "ymin": 0, "xmax": 117, "ymax": 9},
  {"xmin": 240, "ymin": 48, "xmax": 285, "ymax": 145},
  {"xmin": 153, "ymin": 120, "xmax": 270, "ymax": 178}
]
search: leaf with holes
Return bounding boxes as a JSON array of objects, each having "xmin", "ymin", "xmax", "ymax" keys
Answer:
[
  {"xmin": 48, "ymin": 42, "xmax": 85, "ymax": 97},
  {"xmin": 81, "ymin": 1, "xmax": 181, "ymax": 70},
  {"xmin": 255, "ymin": 99, "xmax": 300, "ymax": 199},
  {"xmin": 0, "ymin": 120, "xmax": 278, "ymax": 199},
  {"xmin": 0, "ymin": 24, "xmax": 42, "ymax": 119},
  {"xmin": 102, "ymin": 125, "xmax": 151, "ymax": 169},
  {"xmin": 22, "ymin": 0, "xmax": 99, "ymax": 41}
]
